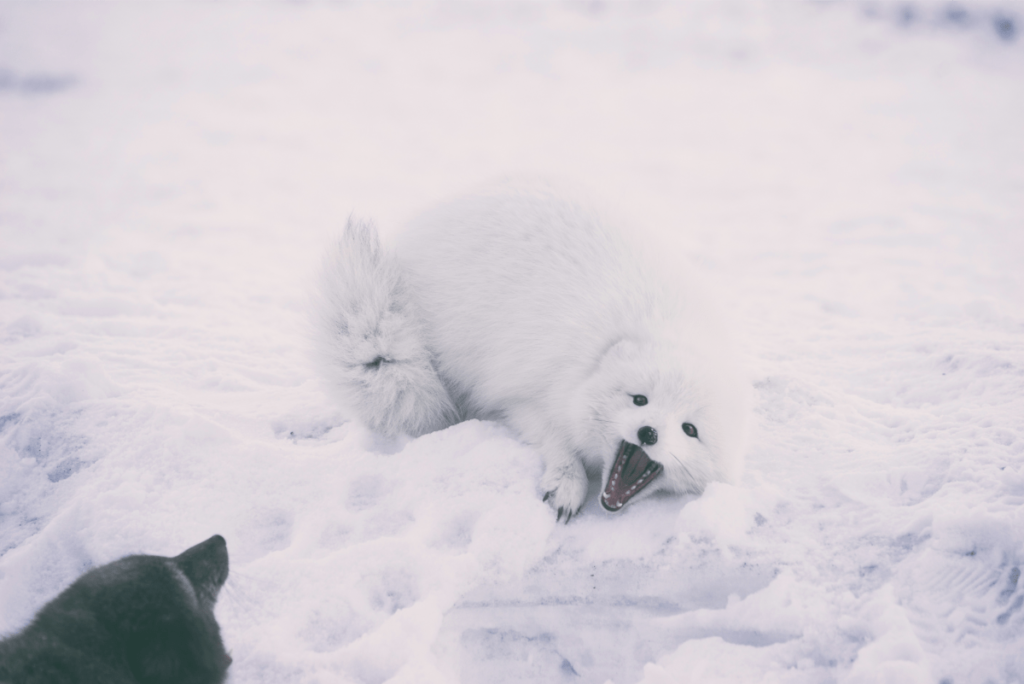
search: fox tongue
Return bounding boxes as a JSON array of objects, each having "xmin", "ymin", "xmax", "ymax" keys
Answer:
[{"xmin": 600, "ymin": 441, "xmax": 663, "ymax": 512}]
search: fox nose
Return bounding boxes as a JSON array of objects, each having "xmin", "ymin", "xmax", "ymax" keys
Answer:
[{"xmin": 638, "ymin": 426, "xmax": 658, "ymax": 446}]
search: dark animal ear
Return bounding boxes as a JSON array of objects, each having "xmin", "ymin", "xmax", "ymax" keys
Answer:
[
  {"xmin": 127, "ymin": 617, "xmax": 231, "ymax": 684},
  {"xmin": 173, "ymin": 535, "xmax": 229, "ymax": 603}
]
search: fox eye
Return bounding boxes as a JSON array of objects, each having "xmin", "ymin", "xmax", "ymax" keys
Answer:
[
  {"xmin": 632, "ymin": 395, "xmax": 648, "ymax": 406},
  {"xmin": 682, "ymin": 423, "xmax": 698, "ymax": 438}
]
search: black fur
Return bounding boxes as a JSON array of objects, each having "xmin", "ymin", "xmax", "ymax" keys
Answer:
[{"xmin": 0, "ymin": 535, "xmax": 231, "ymax": 684}]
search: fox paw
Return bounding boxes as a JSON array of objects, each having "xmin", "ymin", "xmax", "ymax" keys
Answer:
[{"xmin": 540, "ymin": 462, "xmax": 588, "ymax": 524}]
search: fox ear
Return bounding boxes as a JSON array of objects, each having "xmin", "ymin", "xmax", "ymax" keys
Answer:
[
  {"xmin": 599, "ymin": 338, "xmax": 642, "ymax": 366},
  {"xmin": 173, "ymin": 535, "xmax": 229, "ymax": 605}
]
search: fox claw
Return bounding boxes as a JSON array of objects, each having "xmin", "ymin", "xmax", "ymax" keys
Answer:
[
  {"xmin": 540, "ymin": 460, "xmax": 587, "ymax": 522},
  {"xmin": 552, "ymin": 505, "xmax": 580, "ymax": 524}
]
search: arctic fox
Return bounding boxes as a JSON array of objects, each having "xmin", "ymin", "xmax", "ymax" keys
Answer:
[{"xmin": 313, "ymin": 182, "xmax": 749, "ymax": 521}]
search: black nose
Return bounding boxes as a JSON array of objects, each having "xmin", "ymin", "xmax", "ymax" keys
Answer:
[{"xmin": 638, "ymin": 426, "xmax": 658, "ymax": 446}]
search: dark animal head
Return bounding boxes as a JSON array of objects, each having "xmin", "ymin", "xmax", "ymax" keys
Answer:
[{"xmin": 70, "ymin": 535, "xmax": 232, "ymax": 684}]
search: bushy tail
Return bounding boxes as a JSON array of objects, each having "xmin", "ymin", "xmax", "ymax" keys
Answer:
[{"xmin": 312, "ymin": 218, "xmax": 459, "ymax": 437}]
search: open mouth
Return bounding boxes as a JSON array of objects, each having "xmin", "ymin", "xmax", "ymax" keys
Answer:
[{"xmin": 600, "ymin": 441, "xmax": 663, "ymax": 512}]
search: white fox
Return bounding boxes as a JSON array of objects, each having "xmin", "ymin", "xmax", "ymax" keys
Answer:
[{"xmin": 313, "ymin": 181, "xmax": 749, "ymax": 521}]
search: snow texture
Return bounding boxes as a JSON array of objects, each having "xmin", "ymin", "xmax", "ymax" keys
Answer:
[{"xmin": 1, "ymin": 2, "xmax": 1022, "ymax": 683}]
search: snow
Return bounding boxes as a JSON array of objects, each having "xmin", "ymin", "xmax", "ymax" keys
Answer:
[{"xmin": 1, "ymin": 2, "xmax": 1022, "ymax": 682}]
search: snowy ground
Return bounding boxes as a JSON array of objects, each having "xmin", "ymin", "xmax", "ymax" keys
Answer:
[{"xmin": 2, "ymin": 2, "xmax": 1023, "ymax": 682}]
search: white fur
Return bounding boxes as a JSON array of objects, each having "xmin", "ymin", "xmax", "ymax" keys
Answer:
[
  {"xmin": 314, "ymin": 181, "xmax": 749, "ymax": 517},
  {"xmin": 312, "ymin": 218, "xmax": 459, "ymax": 437}
]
